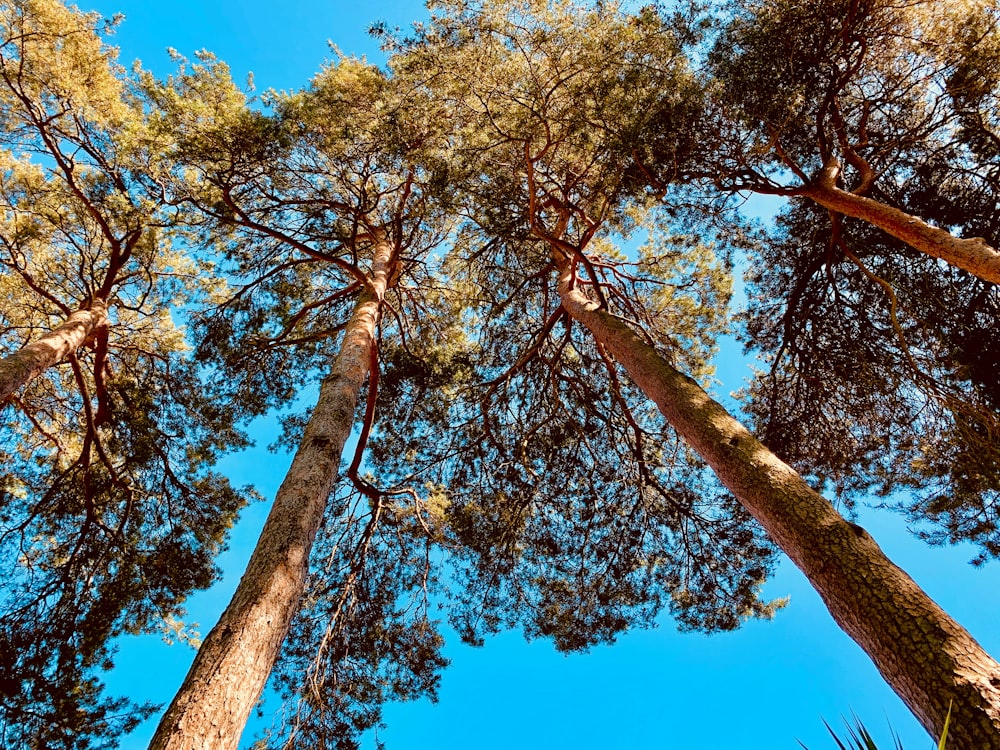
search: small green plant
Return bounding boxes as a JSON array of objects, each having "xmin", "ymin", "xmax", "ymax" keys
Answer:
[
  {"xmin": 799, "ymin": 703, "xmax": 951, "ymax": 750},
  {"xmin": 800, "ymin": 714, "xmax": 904, "ymax": 750}
]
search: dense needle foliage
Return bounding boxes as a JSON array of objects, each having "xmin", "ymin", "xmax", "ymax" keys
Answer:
[
  {"xmin": 2, "ymin": 0, "xmax": 1000, "ymax": 747},
  {"xmin": 0, "ymin": 2, "xmax": 251, "ymax": 747}
]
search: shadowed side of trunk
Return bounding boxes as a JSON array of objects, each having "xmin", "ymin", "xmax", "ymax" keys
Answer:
[
  {"xmin": 149, "ymin": 242, "xmax": 396, "ymax": 750},
  {"xmin": 555, "ymin": 255, "xmax": 1000, "ymax": 750},
  {"xmin": 0, "ymin": 298, "xmax": 109, "ymax": 405}
]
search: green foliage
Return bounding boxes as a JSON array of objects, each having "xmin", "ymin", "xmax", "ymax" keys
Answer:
[
  {"xmin": 798, "ymin": 703, "xmax": 951, "ymax": 750},
  {"xmin": 0, "ymin": 3, "xmax": 253, "ymax": 746},
  {"xmin": 740, "ymin": 192, "xmax": 1000, "ymax": 561},
  {"xmin": 257, "ymin": 487, "xmax": 449, "ymax": 750},
  {"xmin": 707, "ymin": 0, "xmax": 988, "ymax": 176},
  {"xmin": 668, "ymin": 0, "xmax": 1000, "ymax": 561},
  {"xmin": 143, "ymin": 35, "xmax": 465, "ymax": 749},
  {"xmin": 144, "ymin": 47, "xmax": 455, "ymax": 415},
  {"xmin": 0, "ymin": 361, "xmax": 252, "ymax": 748},
  {"xmin": 2, "ymin": 1, "xmax": 997, "ymax": 747},
  {"xmin": 360, "ymin": 0, "xmax": 784, "ymax": 653},
  {"xmin": 802, "ymin": 716, "xmax": 906, "ymax": 750},
  {"xmin": 389, "ymin": 0, "xmax": 704, "ymax": 227},
  {"xmin": 944, "ymin": 3, "xmax": 1000, "ymax": 168},
  {"xmin": 365, "ymin": 233, "xmax": 782, "ymax": 650}
]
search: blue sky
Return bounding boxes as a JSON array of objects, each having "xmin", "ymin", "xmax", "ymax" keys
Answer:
[{"xmin": 85, "ymin": 2, "xmax": 1000, "ymax": 748}]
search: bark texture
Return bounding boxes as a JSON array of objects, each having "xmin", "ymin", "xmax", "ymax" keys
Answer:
[
  {"xmin": 801, "ymin": 170, "xmax": 1000, "ymax": 286},
  {"xmin": 555, "ymin": 256, "xmax": 1000, "ymax": 749},
  {"xmin": 149, "ymin": 242, "xmax": 396, "ymax": 750},
  {"xmin": 0, "ymin": 298, "xmax": 109, "ymax": 404}
]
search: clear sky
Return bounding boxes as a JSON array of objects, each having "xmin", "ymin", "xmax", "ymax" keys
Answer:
[{"xmin": 83, "ymin": 2, "xmax": 1000, "ymax": 749}]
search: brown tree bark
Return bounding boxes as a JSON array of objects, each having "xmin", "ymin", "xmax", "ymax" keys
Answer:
[
  {"xmin": 554, "ymin": 253, "xmax": 1000, "ymax": 749},
  {"xmin": 0, "ymin": 298, "xmax": 109, "ymax": 405},
  {"xmin": 149, "ymin": 240, "xmax": 397, "ymax": 750},
  {"xmin": 800, "ymin": 162, "xmax": 1000, "ymax": 286}
]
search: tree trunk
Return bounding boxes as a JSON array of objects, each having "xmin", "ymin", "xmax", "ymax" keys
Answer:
[
  {"xmin": 0, "ymin": 298, "xmax": 109, "ymax": 404},
  {"xmin": 555, "ymin": 256, "xmax": 1000, "ymax": 749},
  {"xmin": 149, "ymin": 241, "xmax": 396, "ymax": 750},
  {"xmin": 801, "ymin": 172, "xmax": 1000, "ymax": 286}
]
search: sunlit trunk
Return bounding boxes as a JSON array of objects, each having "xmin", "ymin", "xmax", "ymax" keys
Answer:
[
  {"xmin": 149, "ymin": 240, "xmax": 396, "ymax": 750},
  {"xmin": 802, "ymin": 171, "xmax": 1000, "ymax": 285},
  {"xmin": 555, "ymin": 255, "xmax": 1000, "ymax": 749},
  {"xmin": 0, "ymin": 298, "xmax": 108, "ymax": 404}
]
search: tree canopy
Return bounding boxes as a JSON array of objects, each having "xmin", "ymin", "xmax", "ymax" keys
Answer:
[
  {"xmin": 0, "ymin": 3, "xmax": 250, "ymax": 747},
  {"xmin": 2, "ymin": 0, "xmax": 1000, "ymax": 748}
]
